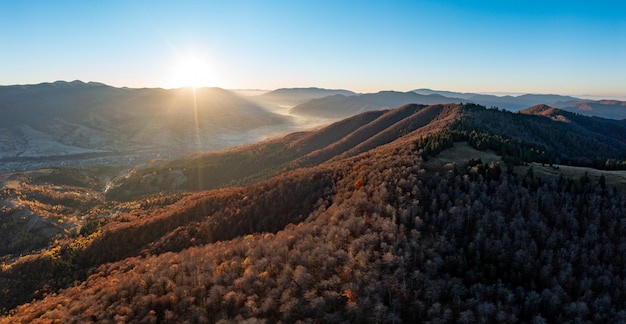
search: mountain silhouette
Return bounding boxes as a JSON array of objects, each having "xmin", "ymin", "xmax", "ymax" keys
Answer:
[
  {"xmin": 289, "ymin": 91, "xmax": 465, "ymax": 118},
  {"xmin": 254, "ymin": 87, "xmax": 356, "ymax": 107},
  {"xmin": 414, "ymin": 88, "xmax": 626, "ymax": 118}
]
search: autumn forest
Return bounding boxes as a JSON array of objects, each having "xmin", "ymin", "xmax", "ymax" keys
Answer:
[{"xmin": 2, "ymin": 103, "xmax": 626, "ymax": 323}]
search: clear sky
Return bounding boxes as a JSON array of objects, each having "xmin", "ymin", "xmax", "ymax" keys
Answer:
[{"xmin": 1, "ymin": 0, "xmax": 624, "ymax": 98}]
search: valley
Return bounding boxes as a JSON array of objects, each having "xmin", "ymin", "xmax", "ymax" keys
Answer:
[{"xmin": 0, "ymin": 81, "xmax": 296, "ymax": 172}]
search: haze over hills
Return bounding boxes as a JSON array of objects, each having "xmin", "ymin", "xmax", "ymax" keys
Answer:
[
  {"xmin": 414, "ymin": 88, "xmax": 581, "ymax": 110},
  {"xmin": 3, "ymin": 101, "xmax": 626, "ymax": 322},
  {"xmin": 289, "ymin": 91, "xmax": 465, "ymax": 118},
  {"xmin": 552, "ymin": 99, "xmax": 626, "ymax": 120},
  {"xmin": 0, "ymin": 81, "xmax": 292, "ymax": 171},
  {"xmin": 252, "ymin": 87, "xmax": 356, "ymax": 108},
  {"xmin": 414, "ymin": 88, "xmax": 626, "ymax": 119},
  {"xmin": 1, "ymin": 80, "xmax": 625, "ymax": 175},
  {"xmin": 284, "ymin": 87, "xmax": 626, "ymax": 120}
]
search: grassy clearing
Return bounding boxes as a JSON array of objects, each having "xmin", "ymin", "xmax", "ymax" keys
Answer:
[
  {"xmin": 434, "ymin": 142, "xmax": 626, "ymax": 190},
  {"xmin": 523, "ymin": 162, "xmax": 626, "ymax": 190}
]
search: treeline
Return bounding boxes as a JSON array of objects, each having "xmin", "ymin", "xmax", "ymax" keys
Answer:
[
  {"xmin": 414, "ymin": 124, "xmax": 626, "ymax": 170},
  {"xmin": 414, "ymin": 129, "xmax": 548, "ymax": 166},
  {"xmin": 454, "ymin": 104, "xmax": 626, "ymax": 169}
]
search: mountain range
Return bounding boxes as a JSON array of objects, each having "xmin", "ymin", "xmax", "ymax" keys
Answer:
[
  {"xmin": 2, "ymin": 99, "xmax": 626, "ymax": 322},
  {"xmin": 253, "ymin": 87, "xmax": 356, "ymax": 108},
  {"xmin": 288, "ymin": 91, "xmax": 459, "ymax": 118},
  {"xmin": 413, "ymin": 88, "xmax": 582, "ymax": 109},
  {"xmin": 0, "ymin": 81, "xmax": 291, "ymax": 171},
  {"xmin": 1, "ymin": 81, "xmax": 624, "ymax": 173},
  {"xmin": 414, "ymin": 88, "xmax": 626, "ymax": 119},
  {"xmin": 282, "ymin": 87, "xmax": 626, "ymax": 119}
]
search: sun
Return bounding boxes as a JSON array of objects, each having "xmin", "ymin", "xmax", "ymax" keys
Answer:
[{"xmin": 169, "ymin": 56, "xmax": 215, "ymax": 89}]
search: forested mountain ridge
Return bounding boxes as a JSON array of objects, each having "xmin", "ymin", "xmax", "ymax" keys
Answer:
[
  {"xmin": 457, "ymin": 104, "xmax": 626, "ymax": 166},
  {"xmin": 103, "ymin": 103, "xmax": 463, "ymax": 200},
  {"xmin": 105, "ymin": 103, "xmax": 626, "ymax": 201},
  {"xmin": 3, "ymin": 102, "xmax": 626, "ymax": 322}
]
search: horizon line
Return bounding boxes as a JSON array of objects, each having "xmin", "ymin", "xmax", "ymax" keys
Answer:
[{"xmin": 1, "ymin": 79, "xmax": 625, "ymax": 101}]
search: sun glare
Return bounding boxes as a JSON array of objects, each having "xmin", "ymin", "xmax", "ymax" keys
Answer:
[{"xmin": 170, "ymin": 56, "xmax": 215, "ymax": 89}]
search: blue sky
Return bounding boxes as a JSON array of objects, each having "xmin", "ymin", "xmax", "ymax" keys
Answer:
[{"xmin": 1, "ymin": 1, "xmax": 624, "ymax": 98}]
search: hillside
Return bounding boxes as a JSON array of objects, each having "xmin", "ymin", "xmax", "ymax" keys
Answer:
[
  {"xmin": 466, "ymin": 93, "xmax": 582, "ymax": 111},
  {"xmin": 0, "ymin": 81, "xmax": 291, "ymax": 171},
  {"xmin": 103, "ymin": 103, "xmax": 463, "ymax": 200},
  {"xmin": 517, "ymin": 105, "xmax": 626, "ymax": 162},
  {"xmin": 414, "ymin": 88, "xmax": 580, "ymax": 109},
  {"xmin": 3, "ymin": 103, "xmax": 626, "ymax": 322},
  {"xmin": 0, "ymin": 166, "xmax": 127, "ymax": 262},
  {"xmin": 105, "ymin": 103, "xmax": 626, "ymax": 201},
  {"xmin": 253, "ymin": 87, "xmax": 356, "ymax": 108},
  {"xmin": 414, "ymin": 88, "xmax": 626, "ymax": 119},
  {"xmin": 553, "ymin": 100, "xmax": 626, "ymax": 120},
  {"xmin": 289, "ymin": 91, "xmax": 464, "ymax": 118}
]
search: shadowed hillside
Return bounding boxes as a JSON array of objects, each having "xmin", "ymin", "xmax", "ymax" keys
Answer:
[
  {"xmin": 492, "ymin": 105, "xmax": 626, "ymax": 165},
  {"xmin": 0, "ymin": 81, "xmax": 291, "ymax": 170},
  {"xmin": 0, "ymin": 81, "xmax": 286, "ymax": 131}
]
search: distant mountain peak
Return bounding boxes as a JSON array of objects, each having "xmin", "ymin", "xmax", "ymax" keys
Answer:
[
  {"xmin": 520, "ymin": 104, "xmax": 557, "ymax": 113},
  {"xmin": 52, "ymin": 80, "xmax": 85, "ymax": 86},
  {"xmin": 517, "ymin": 104, "xmax": 575, "ymax": 123},
  {"xmin": 413, "ymin": 88, "xmax": 476, "ymax": 100},
  {"xmin": 255, "ymin": 87, "xmax": 357, "ymax": 107},
  {"xmin": 35, "ymin": 80, "xmax": 110, "ymax": 89},
  {"xmin": 274, "ymin": 87, "xmax": 347, "ymax": 91}
]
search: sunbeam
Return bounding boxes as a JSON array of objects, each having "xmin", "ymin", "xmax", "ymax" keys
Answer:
[{"xmin": 169, "ymin": 55, "xmax": 215, "ymax": 89}]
